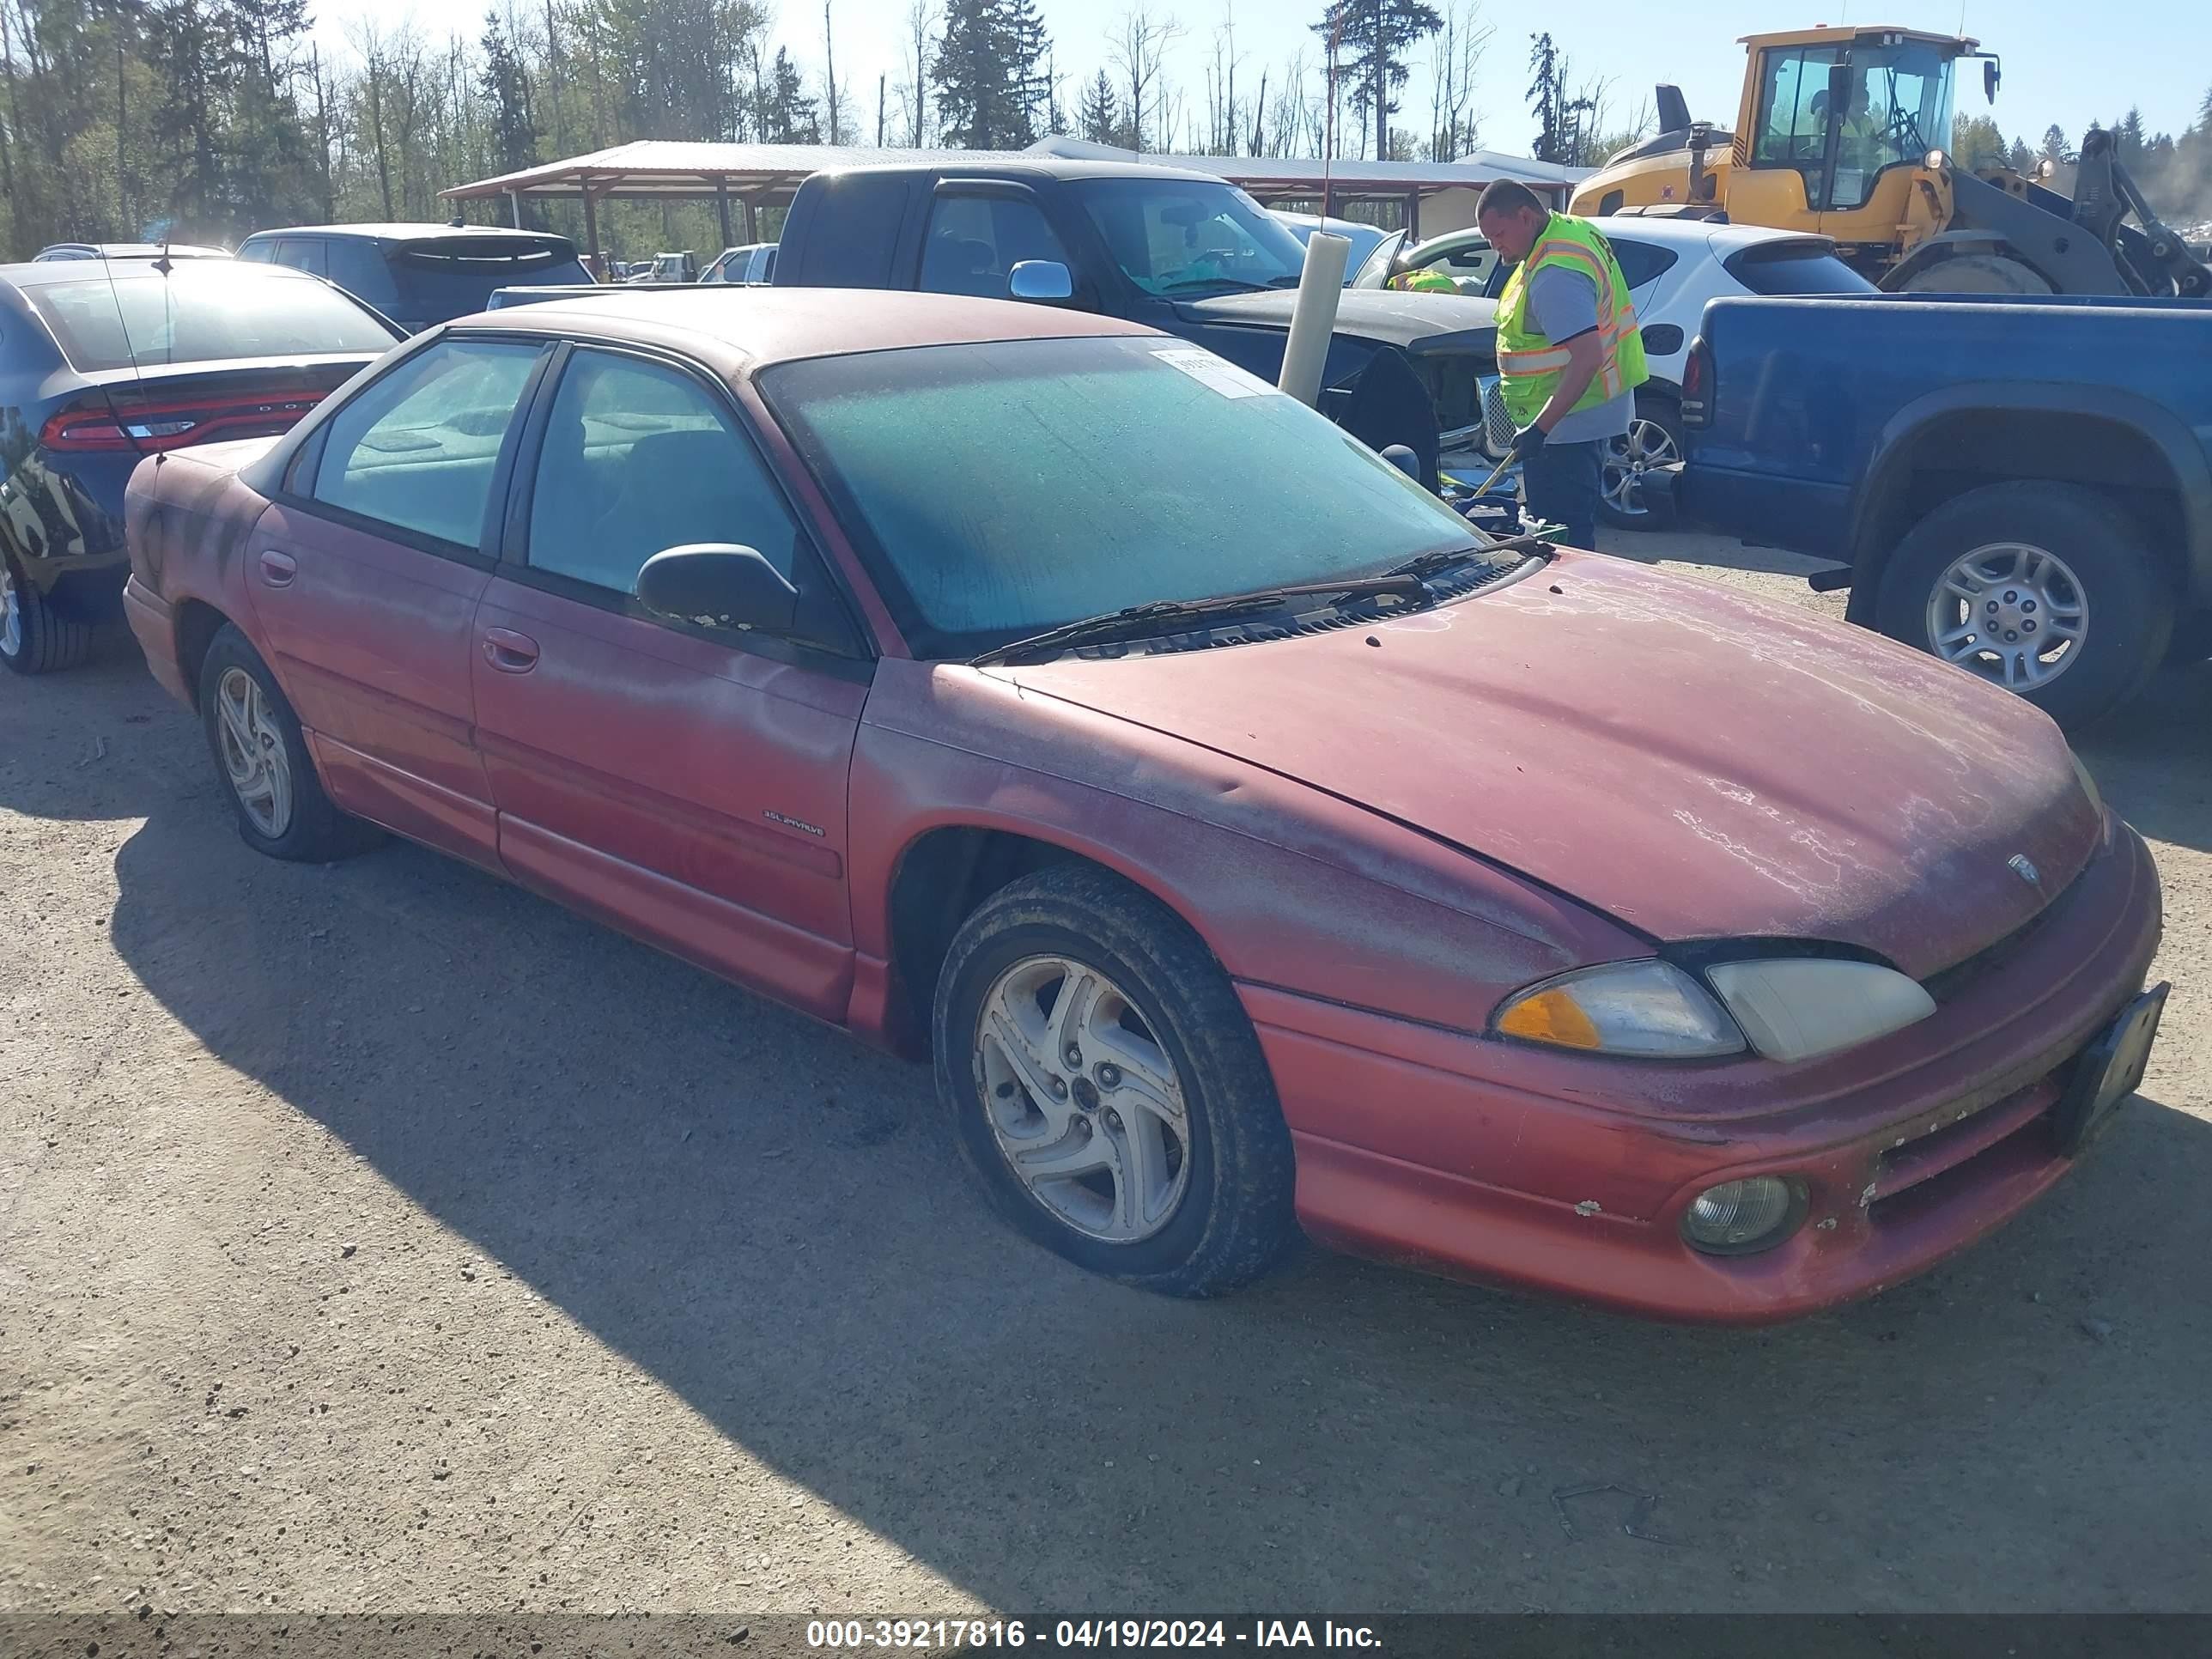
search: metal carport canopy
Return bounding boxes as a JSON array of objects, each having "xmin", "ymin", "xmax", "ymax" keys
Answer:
[{"xmin": 440, "ymin": 137, "xmax": 1587, "ymax": 263}]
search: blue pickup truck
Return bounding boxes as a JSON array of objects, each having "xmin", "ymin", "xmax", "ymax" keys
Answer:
[{"xmin": 1672, "ymin": 292, "xmax": 2212, "ymax": 730}]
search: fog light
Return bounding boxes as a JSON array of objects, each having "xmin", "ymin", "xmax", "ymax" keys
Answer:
[{"xmin": 1681, "ymin": 1176, "xmax": 1804, "ymax": 1255}]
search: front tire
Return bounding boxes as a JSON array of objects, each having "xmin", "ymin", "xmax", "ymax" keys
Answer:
[
  {"xmin": 198, "ymin": 624, "xmax": 383, "ymax": 861},
  {"xmin": 933, "ymin": 864, "xmax": 1298, "ymax": 1297},
  {"xmin": 1889, "ymin": 252, "xmax": 2054, "ymax": 295},
  {"xmin": 1875, "ymin": 482, "xmax": 2173, "ymax": 731},
  {"xmin": 1597, "ymin": 395, "xmax": 1683, "ymax": 532},
  {"xmin": 0, "ymin": 552, "xmax": 96, "ymax": 675}
]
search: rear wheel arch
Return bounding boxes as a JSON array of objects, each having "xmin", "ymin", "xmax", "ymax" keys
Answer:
[
  {"xmin": 884, "ymin": 824, "xmax": 1227, "ymax": 1057},
  {"xmin": 1845, "ymin": 391, "xmax": 2206, "ymax": 624},
  {"xmin": 173, "ymin": 597, "xmax": 235, "ymax": 709}
]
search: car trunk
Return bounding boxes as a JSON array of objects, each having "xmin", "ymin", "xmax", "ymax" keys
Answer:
[{"xmin": 67, "ymin": 354, "xmax": 374, "ymax": 456}]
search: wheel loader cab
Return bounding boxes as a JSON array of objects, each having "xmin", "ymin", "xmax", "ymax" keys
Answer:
[{"xmin": 1738, "ymin": 29, "xmax": 1965, "ymax": 255}]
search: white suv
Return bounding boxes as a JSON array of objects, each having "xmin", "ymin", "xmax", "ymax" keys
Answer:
[{"xmin": 1358, "ymin": 216, "xmax": 1873, "ymax": 528}]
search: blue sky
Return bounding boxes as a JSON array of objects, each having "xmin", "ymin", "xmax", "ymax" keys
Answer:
[{"xmin": 333, "ymin": 0, "xmax": 2212, "ymax": 161}]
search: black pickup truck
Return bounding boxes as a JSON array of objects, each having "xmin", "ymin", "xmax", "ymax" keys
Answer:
[
  {"xmin": 771, "ymin": 157, "xmax": 1503, "ymax": 486},
  {"xmin": 1670, "ymin": 292, "xmax": 2212, "ymax": 730}
]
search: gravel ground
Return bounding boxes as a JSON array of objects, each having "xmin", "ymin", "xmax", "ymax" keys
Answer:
[{"xmin": 3, "ymin": 530, "xmax": 2209, "ymax": 1622}]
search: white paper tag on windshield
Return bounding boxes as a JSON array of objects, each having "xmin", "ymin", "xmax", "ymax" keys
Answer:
[{"xmin": 1152, "ymin": 346, "xmax": 1275, "ymax": 399}]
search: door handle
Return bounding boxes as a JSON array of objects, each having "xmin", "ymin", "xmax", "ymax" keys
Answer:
[
  {"xmin": 258, "ymin": 549, "xmax": 298, "ymax": 587},
  {"xmin": 481, "ymin": 627, "xmax": 540, "ymax": 673}
]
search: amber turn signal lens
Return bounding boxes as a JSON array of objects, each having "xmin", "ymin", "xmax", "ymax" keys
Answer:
[{"xmin": 1496, "ymin": 989, "xmax": 1601, "ymax": 1048}]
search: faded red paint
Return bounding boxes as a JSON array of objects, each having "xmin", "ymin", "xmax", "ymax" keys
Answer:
[{"xmin": 123, "ymin": 294, "xmax": 2163, "ymax": 1323}]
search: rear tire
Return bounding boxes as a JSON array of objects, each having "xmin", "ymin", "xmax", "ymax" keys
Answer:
[
  {"xmin": 1890, "ymin": 252, "xmax": 2054, "ymax": 295},
  {"xmin": 933, "ymin": 864, "xmax": 1298, "ymax": 1298},
  {"xmin": 1875, "ymin": 482, "xmax": 2173, "ymax": 731},
  {"xmin": 0, "ymin": 553, "xmax": 96, "ymax": 675},
  {"xmin": 198, "ymin": 624, "xmax": 384, "ymax": 862},
  {"xmin": 1597, "ymin": 395, "xmax": 1684, "ymax": 532}
]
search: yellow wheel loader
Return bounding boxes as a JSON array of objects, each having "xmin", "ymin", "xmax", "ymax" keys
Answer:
[{"xmin": 1569, "ymin": 25, "xmax": 2209, "ymax": 299}]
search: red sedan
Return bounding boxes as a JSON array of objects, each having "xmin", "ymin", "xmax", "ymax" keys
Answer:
[{"xmin": 122, "ymin": 289, "xmax": 2164, "ymax": 1322}]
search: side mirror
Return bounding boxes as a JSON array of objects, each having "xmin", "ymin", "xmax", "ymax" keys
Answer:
[
  {"xmin": 1380, "ymin": 444, "xmax": 1422, "ymax": 483},
  {"xmin": 1826, "ymin": 63, "xmax": 1851, "ymax": 106},
  {"xmin": 635, "ymin": 544, "xmax": 798, "ymax": 634},
  {"xmin": 1983, "ymin": 58, "xmax": 2000, "ymax": 104},
  {"xmin": 1008, "ymin": 259, "xmax": 1074, "ymax": 303}
]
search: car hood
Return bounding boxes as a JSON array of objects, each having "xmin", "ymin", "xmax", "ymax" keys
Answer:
[
  {"xmin": 1176, "ymin": 289, "xmax": 1497, "ymax": 354},
  {"xmin": 1001, "ymin": 552, "xmax": 2102, "ymax": 980}
]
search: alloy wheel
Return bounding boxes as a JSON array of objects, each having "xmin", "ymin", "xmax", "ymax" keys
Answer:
[
  {"xmin": 1924, "ymin": 541, "xmax": 2088, "ymax": 691},
  {"xmin": 1601, "ymin": 417, "xmax": 1680, "ymax": 518},
  {"xmin": 215, "ymin": 667, "xmax": 295, "ymax": 838},
  {"xmin": 973, "ymin": 954, "xmax": 1192, "ymax": 1243}
]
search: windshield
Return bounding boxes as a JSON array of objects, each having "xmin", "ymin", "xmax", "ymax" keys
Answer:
[
  {"xmin": 1073, "ymin": 179, "xmax": 1309, "ymax": 296},
  {"xmin": 1836, "ymin": 44, "xmax": 1956, "ymax": 206},
  {"xmin": 763, "ymin": 335, "xmax": 1481, "ymax": 659},
  {"xmin": 27, "ymin": 269, "xmax": 398, "ymax": 372}
]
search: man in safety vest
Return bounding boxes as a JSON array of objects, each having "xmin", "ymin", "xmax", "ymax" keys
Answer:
[{"xmin": 1474, "ymin": 179, "xmax": 1649, "ymax": 550}]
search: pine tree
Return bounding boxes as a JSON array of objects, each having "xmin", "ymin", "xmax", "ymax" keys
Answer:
[
  {"xmin": 1079, "ymin": 68, "xmax": 1121, "ymax": 146},
  {"xmin": 1313, "ymin": 0, "xmax": 1442, "ymax": 161},
  {"xmin": 478, "ymin": 9, "xmax": 536, "ymax": 178},
  {"xmin": 2040, "ymin": 123, "xmax": 2068, "ymax": 162},
  {"xmin": 765, "ymin": 46, "xmax": 819, "ymax": 143},
  {"xmin": 933, "ymin": 0, "xmax": 1050, "ymax": 149}
]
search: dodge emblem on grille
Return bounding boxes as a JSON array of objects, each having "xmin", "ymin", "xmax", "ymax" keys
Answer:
[{"xmin": 2008, "ymin": 854, "xmax": 2041, "ymax": 887}]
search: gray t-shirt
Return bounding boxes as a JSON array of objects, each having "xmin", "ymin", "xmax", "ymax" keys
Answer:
[{"xmin": 1525, "ymin": 263, "xmax": 1633, "ymax": 445}]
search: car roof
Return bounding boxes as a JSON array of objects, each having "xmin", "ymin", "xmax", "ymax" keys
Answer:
[
  {"xmin": 241, "ymin": 222, "xmax": 573, "ymax": 245},
  {"xmin": 1594, "ymin": 216, "xmax": 1832, "ymax": 250},
  {"xmin": 459, "ymin": 286, "xmax": 1159, "ymax": 374},
  {"xmin": 825, "ymin": 156, "xmax": 1229, "ymax": 187},
  {"xmin": 35, "ymin": 242, "xmax": 231, "ymax": 259},
  {"xmin": 0, "ymin": 258, "xmax": 337, "ymax": 290}
]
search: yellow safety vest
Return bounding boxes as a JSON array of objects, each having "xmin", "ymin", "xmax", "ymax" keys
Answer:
[
  {"xmin": 1390, "ymin": 266, "xmax": 1458, "ymax": 293},
  {"xmin": 1495, "ymin": 213, "xmax": 1649, "ymax": 428}
]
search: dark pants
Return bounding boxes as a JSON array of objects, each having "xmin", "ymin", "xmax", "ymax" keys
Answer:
[{"xmin": 1521, "ymin": 438, "xmax": 1603, "ymax": 550}]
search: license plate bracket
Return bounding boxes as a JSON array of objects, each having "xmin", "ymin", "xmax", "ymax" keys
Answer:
[{"xmin": 2051, "ymin": 982, "xmax": 2167, "ymax": 1158}]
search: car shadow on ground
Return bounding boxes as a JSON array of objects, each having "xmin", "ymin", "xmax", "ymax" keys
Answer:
[
  {"xmin": 72, "ymin": 721, "xmax": 2212, "ymax": 1612},
  {"xmin": 2075, "ymin": 657, "xmax": 2212, "ymax": 856}
]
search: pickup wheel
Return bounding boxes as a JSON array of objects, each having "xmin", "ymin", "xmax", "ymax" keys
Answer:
[
  {"xmin": 1597, "ymin": 395, "xmax": 1683, "ymax": 532},
  {"xmin": 1876, "ymin": 482, "xmax": 2174, "ymax": 731},
  {"xmin": 1, "ymin": 552, "xmax": 96, "ymax": 676},
  {"xmin": 933, "ymin": 864, "xmax": 1298, "ymax": 1298},
  {"xmin": 198, "ymin": 624, "xmax": 384, "ymax": 862}
]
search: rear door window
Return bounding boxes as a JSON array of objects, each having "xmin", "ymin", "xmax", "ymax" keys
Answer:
[
  {"xmin": 310, "ymin": 338, "xmax": 543, "ymax": 550},
  {"xmin": 919, "ymin": 193, "xmax": 1072, "ymax": 298},
  {"xmin": 524, "ymin": 348, "xmax": 805, "ymax": 595},
  {"xmin": 325, "ymin": 240, "xmax": 403, "ymax": 312},
  {"xmin": 1606, "ymin": 238, "xmax": 1680, "ymax": 291},
  {"xmin": 272, "ymin": 239, "xmax": 328, "ymax": 277}
]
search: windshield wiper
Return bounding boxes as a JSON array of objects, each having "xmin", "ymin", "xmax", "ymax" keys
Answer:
[
  {"xmin": 1157, "ymin": 275, "xmax": 1271, "ymax": 295},
  {"xmin": 970, "ymin": 563, "xmax": 1496, "ymax": 668}
]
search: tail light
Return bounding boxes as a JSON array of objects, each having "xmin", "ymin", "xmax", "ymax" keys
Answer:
[
  {"xmin": 41, "ymin": 389, "xmax": 327, "ymax": 454},
  {"xmin": 1680, "ymin": 337, "xmax": 1713, "ymax": 427}
]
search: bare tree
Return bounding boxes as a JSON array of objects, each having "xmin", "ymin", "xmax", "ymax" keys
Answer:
[
  {"xmin": 822, "ymin": 0, "xmax": 842, "ymax": 144},
  {"xmin": 895, "ymin": 0, "xmax": 938, "ymax": 146},
  {"xmin": 1110, "ymin": 6, "xmax": 1182, "ymax": 153},
  {"xmin": 1425, "ymin": 0, "xmax": 1489, "ymax": 161}
]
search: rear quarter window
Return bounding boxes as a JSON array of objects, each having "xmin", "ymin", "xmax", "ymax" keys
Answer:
[
  {"xmin": 1606, "ymin": 239, "xmax": 1680, "ymax": 290},
  {"xmin": 1723, "ymin": 241, "xmax": 1876, "ymax": 295}
]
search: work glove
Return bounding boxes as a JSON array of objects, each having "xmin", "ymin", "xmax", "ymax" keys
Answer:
[{"xmin": 1510, "ymin": 423, "xmax": 1549, "ymax": 462}]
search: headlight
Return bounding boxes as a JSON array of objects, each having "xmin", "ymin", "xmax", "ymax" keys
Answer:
[
  {"xmin": 1492, "ymin": 961, "xmax": 1745, "ymax": 1058},
  {"xmin": 1681, "ymin": 1176, "xmax": 1805, "ymax": 1254},
  {"xmin": 1705, "ymin": 958, "xmax": 1935, "ymax": 1063}
]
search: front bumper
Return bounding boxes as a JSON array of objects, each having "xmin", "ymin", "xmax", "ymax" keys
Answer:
[{"xmin": 1245, "ymin": 821, "xmax": 2163, "ymax": 1324}]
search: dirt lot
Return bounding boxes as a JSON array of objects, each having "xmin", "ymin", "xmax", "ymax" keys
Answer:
[{"xmin": 3, "ymin": 530, "xmax": 2209, "ymax": 1619}]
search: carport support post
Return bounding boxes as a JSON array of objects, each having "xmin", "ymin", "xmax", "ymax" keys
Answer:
[
  {"xmin": 507, "ymin": 189, "xmax": 521, "ymax": 229},
  {"xmin": 581, "ymin": 182, "xmax": 601, "ymax": 280},
  {"xmin": 742, "ymin": 194, "xmax": 758, "ymax": 243},
  {"xmin": 716, "ymin": 181, "xmax": 733, "ymax": 249},
  {"xmin": 1406, "ymin": 190, "xmax": 1420, "ymax": 241}
]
